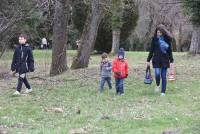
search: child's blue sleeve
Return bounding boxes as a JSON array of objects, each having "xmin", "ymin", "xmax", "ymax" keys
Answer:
[{"xmin": 106, "ymin": 62, "xmax": 112, "ymax": 70}]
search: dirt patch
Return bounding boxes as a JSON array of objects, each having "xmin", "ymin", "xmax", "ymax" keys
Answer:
[
  {"xmin": 0, "ymin": 125, "xmax": 8, "ymax": 134},
  {"xmin": 161, "ymin": 128, "xmax": 181, "ymax": 134},
  {"xmin": 70, "ymin": 67, "xmax": 99, "ymax": 81},
  {"xmin": 10, "ymin": 123, "xmax": 28, "ymax": 129},
  {"xmin": 0, "ymin": 66, "xmax": 10, "ymax": 79},
  {"xmin": 0, "ymin": 123, "xmax": 30, "ymax": 133},
  {"xmin": 0, "ymin": 130, "xmax": 7, "ymax": 134}
]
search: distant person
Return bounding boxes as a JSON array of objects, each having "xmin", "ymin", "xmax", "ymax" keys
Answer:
[
  {"xmin": 76, "ymin": 40, "xmax": 81, "ymax": 50},
  {"xmin": 41, "ymin": 37, "xmax": 48, "ymax": 49},
  {"xmin": 11, "ymin": 34, "xmax": 35, "ymax": 95},
  {"xmin": 146, "ymin": 26, "xmax": 174, "ymax": 96},
  {"xmin": 99, "ymin": 53, "xmax": 112, "ymax": 93},
  {"xmin": 112, "ymin": 48, "xmax": 128, "ymax": 95}
]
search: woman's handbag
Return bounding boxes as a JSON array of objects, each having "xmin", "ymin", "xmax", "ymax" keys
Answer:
[
  {"xmin": 169, "ymin": 64, "xmax": 176, "ymax": 81},
  {"xmin": 144, "ymin": 66, "xmax": 153, "ymax": 84}
]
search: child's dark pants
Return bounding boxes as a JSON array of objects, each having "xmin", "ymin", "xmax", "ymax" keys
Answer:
[
  {"xmin": 115, "ymin": 78, "xmax": 124, "ymax": 94},
  {"xmin": 17, "ymin": 73, "xmax": 31, "ymax": 92}
]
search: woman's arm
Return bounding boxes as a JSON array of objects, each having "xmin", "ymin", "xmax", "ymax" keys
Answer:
[
  {"xmin": 147, "ymin": 38, "xmax": 155, "ymax": 62},
  {"xmin": 167, "ymin": 42, "xmax": 174, "ymax": 63}
]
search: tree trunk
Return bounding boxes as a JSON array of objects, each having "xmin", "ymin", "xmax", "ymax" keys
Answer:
[
  {"xmin": 50, "ymin": 0, "xmax": 69, "ymax": 76},
  {"xmin": 189, "ymin": 25, "xmax": 200, "ymax": 55},
  {"xmin": 111, "ymin": 29, "xmax": 121, "ymax": 54},
  {"xmin": 71, "ymin": 0, "xmax": 104, "ymax": 69}
]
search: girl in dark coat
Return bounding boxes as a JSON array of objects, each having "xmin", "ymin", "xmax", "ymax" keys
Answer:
[{"xmin": 147, "ymin": 27, "xmax": 174, "ymax": 96}]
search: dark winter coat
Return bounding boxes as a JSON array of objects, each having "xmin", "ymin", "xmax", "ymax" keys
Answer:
[
  {"xmin": 11, "ymin": 44, "xmax": 34, "ymax": 74},
  {"xmin": 147, "ymin": 36, "xmax": 174, "ymax": 68}
]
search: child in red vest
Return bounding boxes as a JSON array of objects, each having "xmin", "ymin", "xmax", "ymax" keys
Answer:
[{"xmin": 112, "ymin": 48, "xmax": 128, "ymax": 95}]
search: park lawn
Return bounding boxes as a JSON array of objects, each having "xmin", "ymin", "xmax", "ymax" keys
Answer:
[{"xmin": 0, "ymin": 50, "xmax": 200, "ymax": 134}]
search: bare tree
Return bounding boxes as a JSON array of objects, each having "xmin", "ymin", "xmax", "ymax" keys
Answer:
[
  {"xmin": 50, "ymin": 0, "xmax": 69, "ymax": 75},
  {"xmin": 0, "ymin": 0, "xmax": 49, "ymax": 57},
  {"xmin": 111, "ymin": 29, "xmax": 121, "ymax": 54},
  {"xmin": 131, "ymin": 0, "xmax": 191, "ymax": 51},
  {"xmin": 189, "ymin": 25, "xmax": 200, "ymax": 54},
  {"xmin": 71, "ymin": 0, "xmax": 106, "ymax": 69},
  {"xmin": 110, "ymin": 0, "xmax": 123, "ymax": 55}
]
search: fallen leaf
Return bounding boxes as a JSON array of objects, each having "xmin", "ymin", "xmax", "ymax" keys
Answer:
[
  {"xmin": 69, "ymin": 128, "xmax": 88, "ymax": 134},
  {"xmin": 44, "ymin": 107, "xmax": 64, "ymax": 113}
]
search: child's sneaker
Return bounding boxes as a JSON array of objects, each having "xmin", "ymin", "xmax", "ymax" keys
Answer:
[
  {"xmin": 25, "ymin": 88, "xmax": 32, "ymax": 94},
  {"xmin": 121, "ymin": 93, "xmax": 125, "ymax": 96},
  {"xmin": 13, "ymin": 91, "xmax": 20, "ymax": 95},
  {"xmin": 155, "ymin": 86, "xmax": 160, "ymax": 92},
  {"xmin": 116, "ymin": 92, "xmax": 120, "ymax": 95},
  {"xmin": 161, "ymin": 93, "xmax": 165, "ymax": 96}
]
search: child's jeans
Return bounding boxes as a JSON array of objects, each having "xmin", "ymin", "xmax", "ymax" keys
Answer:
[
  {"xmin": 17, "ymin": 73, "xmax": 31, "ymax": 92},
  {"xmin": 154, "ymin": 68, "xmax": 167, "ymax": 93},
  {"xmin": 99, "ymin": 77, "xmax": 112, "ymax": 92},
  {"xmin": 115, "ymin": 78, "xmax": 124, "ymax": 94}
]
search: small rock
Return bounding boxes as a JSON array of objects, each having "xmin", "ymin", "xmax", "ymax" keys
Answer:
[
  {"xmin": 101, "ymin": 115, "xmax": 110, "ymax": 120},
  {"xmin": 76, "ymin": 109, "xmax": 81, "ymax": 114},
  {"xmin": 44, "ymin": 107, "xmax": 64, "ymax": 113},
  {"xmin": 54, "ymin": 108, "xmax": 64, "ymax": 113}
]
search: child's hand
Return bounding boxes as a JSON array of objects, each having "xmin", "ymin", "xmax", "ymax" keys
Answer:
[
  {"xmin": 106, "ymin": 67, "xmax": 111, "ymax": 70},
  {"xmin": 115, "ymin": 72, "xmax": 121, "ymax": 76},
  {"xmin": 10, "ymin": 71, "xmax": 16, "ymax": 76}
]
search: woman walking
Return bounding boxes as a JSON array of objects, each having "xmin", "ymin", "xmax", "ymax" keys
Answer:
[{"xmin": 146, "ymin": 27, "xmax": 174, "ymax": 96}]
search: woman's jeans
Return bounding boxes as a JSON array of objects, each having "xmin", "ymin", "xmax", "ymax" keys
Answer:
[{"xmin": 154, "ymin": 68, "xmax": 167, "ymax": 93}]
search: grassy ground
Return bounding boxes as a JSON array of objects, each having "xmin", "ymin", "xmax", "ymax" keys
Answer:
[{"xmin": 0, "ymin": 50, "xmax": 200, "ymax": 134}]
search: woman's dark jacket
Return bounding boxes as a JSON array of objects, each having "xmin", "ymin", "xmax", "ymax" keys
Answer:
[{"xmin": 147, "ymin": 36, "xmax": 174, "ymax": 68}]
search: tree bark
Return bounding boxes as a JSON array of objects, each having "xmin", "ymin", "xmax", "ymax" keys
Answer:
[
  {"xmin": 50, "ymin": 0, "xmax": 69, "ymax": 76},
  {"xmin": 111, "ymin": 28, "xmax": 121, "ymax": 54},
  {"xmin": 189, "ymin": 25, "xmax": 200, "ymax": 55},
  {"xmin": 71, "ymin": 0, "xmax": 104, "ymax": 69}
]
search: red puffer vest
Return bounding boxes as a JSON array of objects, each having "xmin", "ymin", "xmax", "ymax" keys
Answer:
[{"xmin": 112, "ymin": 58, "xmax": 128, "ymax": 79}]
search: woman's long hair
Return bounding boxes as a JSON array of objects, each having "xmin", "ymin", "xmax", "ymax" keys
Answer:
[{"xmin": 154, "ymin": 27, "xmax": 172, "ymax": 42}]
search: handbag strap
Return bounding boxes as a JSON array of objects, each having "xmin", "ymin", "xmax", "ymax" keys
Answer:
[
  {"xmin": 169, "ymin": 64, "xmax": 175, "ymax": 75},
  {"xmin": 146, "ymin": 66, "xmax": 151, "ymax": 73},
  {"xmin": 145, "ymin": 65, "xmax": 152, "ymax": 78}
]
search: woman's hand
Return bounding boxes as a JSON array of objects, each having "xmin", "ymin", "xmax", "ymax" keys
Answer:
[
  {"xmin": 146, "ymin": 62, "xmax": 150, "ymax": 67},
  {"xmin": 170, "ymin": 63, "xmax": 174, "ymax": 68}
]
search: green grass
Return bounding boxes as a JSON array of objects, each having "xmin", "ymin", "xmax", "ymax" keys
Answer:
[{"xmin": 0, "ymin": 50, "xmax": 200, "ymax": 134}]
